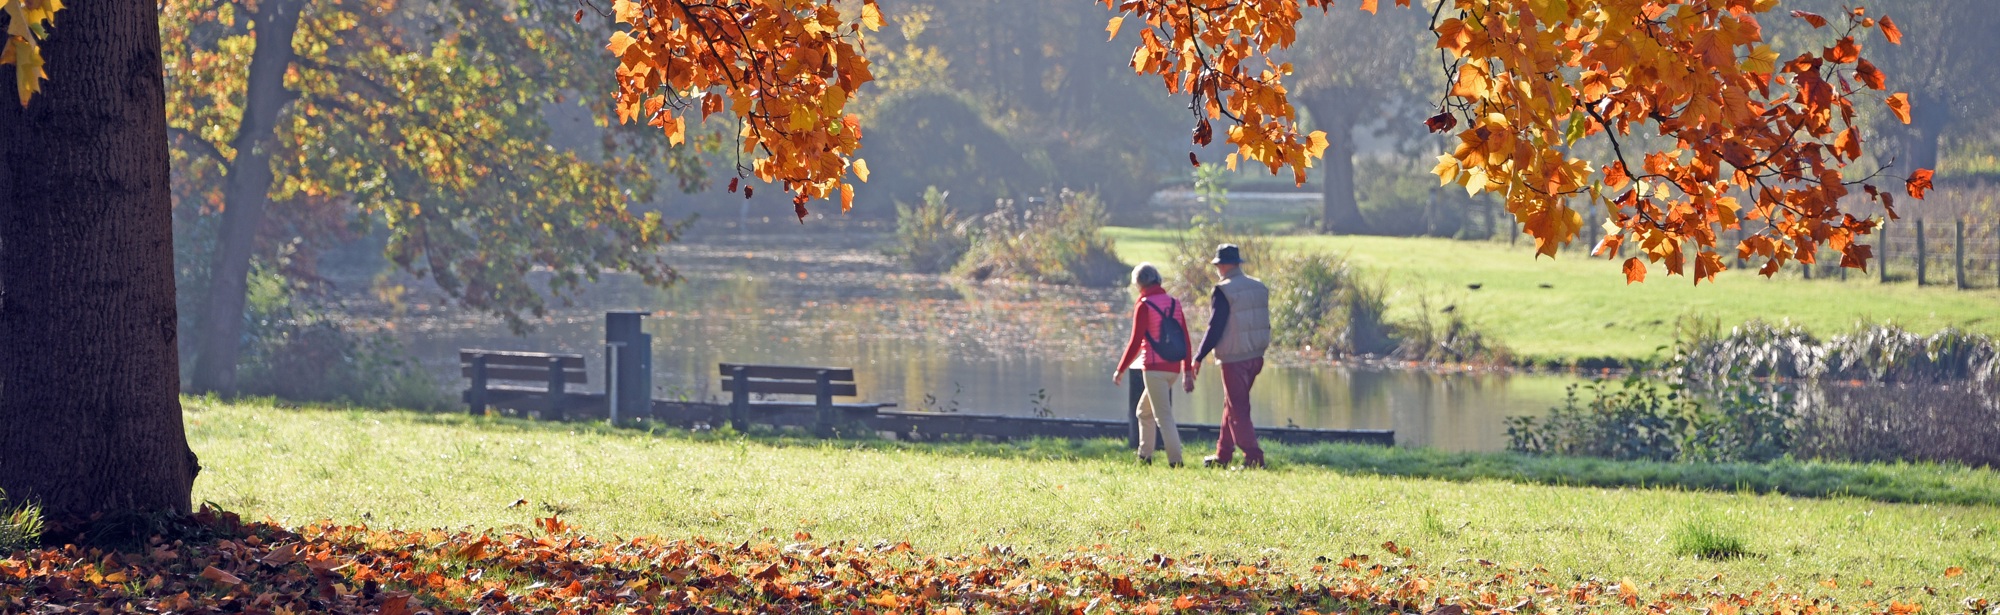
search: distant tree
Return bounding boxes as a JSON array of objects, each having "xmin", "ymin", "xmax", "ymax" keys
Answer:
[
  {"xmin": 165, "ymin": 0, "xmax": 700, "ymax": 393},
  {"xmin": 1280, "ymin": 2, "xmax": 1434, "ymax": 234},
  {"xmin": 1826, "ymin": 0, "xmax": 2000, "ymax": 175}
]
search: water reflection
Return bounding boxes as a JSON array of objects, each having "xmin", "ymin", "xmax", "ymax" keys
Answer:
[{"xmin": 386, "ymin": 233, "xmax": 1577, "ymax": 452}]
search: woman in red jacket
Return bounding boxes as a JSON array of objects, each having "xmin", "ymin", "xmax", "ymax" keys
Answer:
[{"xmin": 1112, "ymin": 263, "xmax": 1195, "ymax": 467}]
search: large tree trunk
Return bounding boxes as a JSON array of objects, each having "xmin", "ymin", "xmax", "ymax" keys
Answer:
[
  {"xmin": 188, "ymin": 0, "xmax": 303, "ymax": 394},
  {"xmin": 1300, "ymin": 91, "xmax": 1369, "ymax": 235},
  {"xmin": 0, "ymin": 0, "xmax": 198, "ymax": 520}
]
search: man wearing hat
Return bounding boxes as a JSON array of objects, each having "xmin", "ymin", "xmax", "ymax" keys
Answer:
[{"xmin": 1189, "ymin": 243, "xmax": 1271, "ymax": 468}]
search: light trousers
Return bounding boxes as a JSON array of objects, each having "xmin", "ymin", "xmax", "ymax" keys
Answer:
[{"xmin": 1137, "ymin": 370, "xmax": 1185, "ymax": 464}]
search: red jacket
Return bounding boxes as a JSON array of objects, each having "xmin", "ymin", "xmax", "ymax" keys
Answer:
[{"xmin": 1117, "ymin": 285, "xmax": 1194, "ymax": 373}]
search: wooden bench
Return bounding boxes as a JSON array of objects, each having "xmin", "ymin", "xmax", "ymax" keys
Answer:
[
  {"xmin": 463, "ymin": 350, "xmax": 589, "ymax": 417},
  {"xmin": 719, "ymin": 363, "xmax": 889, "ymax": 436}
]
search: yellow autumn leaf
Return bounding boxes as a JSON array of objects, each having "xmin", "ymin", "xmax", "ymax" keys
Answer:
[
  {"xmin": 1106, "ymin": 16, "xmax": 1124, "ymax": 42},
  {"xmin": 860, "ymin": 0, "xmax": 884, "ymax": 32},
  {"xmin": 852, "ymin": 158, "xmax": 870, "ymax": 182}
]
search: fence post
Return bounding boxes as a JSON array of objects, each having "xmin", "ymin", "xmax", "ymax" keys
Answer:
[
  {"xmin": 1955, "ymin": 218, "xmax": 1967, "ymax": 290},
  {"xmin": 1126, "ymin": 368, "xmax": 1145, "ymax": 449},
  {"xmin": 1916, "ymin": 219, "xmax": 1928, "ymax": 286},
  {"xmin": 1879, "ymin": 223, "xmax": 1890, "ymax": 284}
]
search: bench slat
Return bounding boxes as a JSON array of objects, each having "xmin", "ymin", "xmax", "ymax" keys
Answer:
[
  {"xmin": 721, "ymin": 378, "xmax": 858, "ymax": 397},
  {"xmin": 462, "ymin": 365, "xmax": 590, "ymax": 384},
  {"xmin": 718, "ymin": 364, "xmax": 855, "ymax": 382},
  {"xmin": 460, "ymin": 350, "xmax": 585, "ymax": 369}
]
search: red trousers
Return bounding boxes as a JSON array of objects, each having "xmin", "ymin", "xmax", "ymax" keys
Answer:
[{"xmin": 1215, "ymin": 357, "xmax": 1264, "ymax": 465}]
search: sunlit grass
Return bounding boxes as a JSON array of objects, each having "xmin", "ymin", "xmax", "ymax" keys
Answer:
[
  {"xmin": 187, "ymin": 398, "xmax": 1998, "ymax": 604},
  {"xmin": 1106, "ymin": 228, "xmax": 2000, "ymax": 363}
]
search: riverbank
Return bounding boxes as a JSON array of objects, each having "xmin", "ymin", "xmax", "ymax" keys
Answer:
[
  {"xmin": 1106, "ymin": 228, "xmax": 2000, "ymax": 366},
  {"xmin": 184, "ymin": 397, "xmax": 1999, "ymax": 607}
]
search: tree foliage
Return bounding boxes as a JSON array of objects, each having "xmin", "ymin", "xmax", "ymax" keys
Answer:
[
  {"xmin": 0, "ymin": 0, "xmax": 59, "ymax": 105},
  {"xmin": 165, "ymin": 0, "xmax": 696, "ymax": 333}
]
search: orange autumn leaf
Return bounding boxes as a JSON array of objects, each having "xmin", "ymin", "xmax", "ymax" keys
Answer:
[
  {"xmin": 1907, "ymin": 169, "xmax": 1936, "ymax": 199},
  {"xmin": 1880, "ymin": 15, "xmax": 1903, "ymax": 44},
  {"xmin": 1944, "ymin": 566, "xmax": 1964, "ymax": 578},
  {"xmin": 1856, "ymin": 59, "xmax": 1886, "ymax": 90},
  {"xmin": 1888, "ymin": 93, "xmax": 1914, "ymax": 124}
]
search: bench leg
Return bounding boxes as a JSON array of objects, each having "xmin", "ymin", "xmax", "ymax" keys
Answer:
[
  {"xmin": 469, "ymin": 355, "xmax": 489, "ymax": 415},
  {"xmin": 730, "ymin": 366, "xmax": 750, "ymax": 432},
  {"xmin": 547, "ymin": 356, "xmax": 567, "ymax": 421},
  {"xmin": 815, "ymin": 370, "xmax": 834, "ymax": 438}
]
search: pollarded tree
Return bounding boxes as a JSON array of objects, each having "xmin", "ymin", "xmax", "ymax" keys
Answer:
[
  {"xmin": 166, "ymin": 0, "xmax": 700, "ymax": 394},
  {"xmin": 1279, "ymin": 1, "xmax": 1435, "ymax": 234}
]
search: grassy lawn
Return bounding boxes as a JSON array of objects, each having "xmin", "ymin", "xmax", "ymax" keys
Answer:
[
  {"xmin": 1105, "ymin": 228, "xmax": 2000, "ymax": 363},
  {"xmin": 187, "ymin": 399, "xmax": 1999, "ymax": 606}
]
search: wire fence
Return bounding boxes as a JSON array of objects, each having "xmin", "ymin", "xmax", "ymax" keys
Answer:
[{"xmin": 1475, "ymin": 186, "xmax": 2000, "ymax": 290}]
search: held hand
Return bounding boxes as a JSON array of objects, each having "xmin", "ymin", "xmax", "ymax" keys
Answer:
[
  {"xmin": 1112, "ymin": 371, "xmax": 1124, "ymax": 387},
  {"xmin": 1183, "ymin": 377, "xmax": 1195, "ymax": 393}
]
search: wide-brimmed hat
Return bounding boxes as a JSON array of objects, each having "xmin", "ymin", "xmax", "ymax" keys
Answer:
[{"xmin": 1211, "ymin": 244, "xmax": 1244, "ymax": 265}]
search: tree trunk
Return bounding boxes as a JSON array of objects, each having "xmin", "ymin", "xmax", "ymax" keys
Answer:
[
  {"xmin": 0, "ymin": 0, "xmax": 197, "ymax": 520},
  {"xmin": 1902, "ymin": 90, "xmax": 1948, "ymax": 175},
  {"xmin": 1300, "ymin": 92, "xmax": 1369, "ymax": 235},
  {"xmin": 188, "ymin": 0, "xmax": 304, "ymax": 394}
]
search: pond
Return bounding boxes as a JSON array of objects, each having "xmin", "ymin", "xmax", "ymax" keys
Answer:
[{"xmin": 364, "ymin": 230, "xmax": 1581, "ymax": 452}]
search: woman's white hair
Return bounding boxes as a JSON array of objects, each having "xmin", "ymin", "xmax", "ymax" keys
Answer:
[{"xmin": 1131, "ymin": 262, "xmax": 1163, "ymax": 287}]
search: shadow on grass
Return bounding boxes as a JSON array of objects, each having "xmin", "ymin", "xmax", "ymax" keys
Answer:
[{"xmin": 217, "ymin": 397, "xmax": 2000, "ymax": 508}]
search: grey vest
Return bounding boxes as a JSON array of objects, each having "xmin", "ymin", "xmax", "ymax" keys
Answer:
[{"xmin": 1214, "ymin": 272, "xmax": 1271, "ymax": 363}]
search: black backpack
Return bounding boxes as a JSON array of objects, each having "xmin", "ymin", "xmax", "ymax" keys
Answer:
[{"xmin": 1142, "ymin": 297, "xmax": 1191, "ymax": 363}]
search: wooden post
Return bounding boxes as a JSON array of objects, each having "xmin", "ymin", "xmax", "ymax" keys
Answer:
[
  {"xmin": 547, "ymin": 356, "xmax": 567, "ymax": 421},
  {"xmin": 730, "ymin": 365, "xmax": 750, "ymax": 432},
  {"xmin": 1956, "ymin": 218, "xmax": 1967, "ymax": 290},
  {"xmin": 469, "ymin": 355, "xmax": 489, "ymax": 415},
  {"xmin": 1917, "ymin": 219, "xmax": 1928, "ymax": 286},
  {"xmin": 815, "ymin": 369, "xmax": 835, "ymax": 438},
  {"xmin": 1879, "ymin": 223, "xmax": 1890, "ymax": 284},
  {"xmin": 1126, "ymin": 368, "xmax": 1145, "ymax": 449}
]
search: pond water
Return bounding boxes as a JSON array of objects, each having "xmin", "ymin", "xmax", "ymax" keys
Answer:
[{"xmin": 364, "ymin": 230, "xmax": 1581, "ymax": 452}]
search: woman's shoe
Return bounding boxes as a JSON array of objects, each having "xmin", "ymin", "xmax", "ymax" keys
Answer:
[
  {"xmin": 1201, "ymin": 455, "xmax": 1224, "ymax": 468},
  {"xmin": 1168, "ymin": 461, "xmax": 1184, "ymax": 468}
]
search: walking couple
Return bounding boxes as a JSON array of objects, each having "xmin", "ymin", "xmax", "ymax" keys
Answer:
[{"xmin": 1112, "ymin": 244, "xmax": 1271, "ymax": 469}]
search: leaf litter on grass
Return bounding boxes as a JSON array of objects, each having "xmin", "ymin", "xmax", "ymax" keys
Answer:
[{"xmin": 2, "ymin": 508, "xmax": 1991, "ymax": 614}]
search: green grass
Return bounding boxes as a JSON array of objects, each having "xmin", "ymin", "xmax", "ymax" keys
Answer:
[
  {"xmin": 1105, "ymin": 228, "xmax": 2000, "ymax": 364},
  {"xmin": 187, "ymin": 398, "xmax": 1999, "ymax": 604},
  {"xmin": 1671, "ymin": 517, "xmax": 1753, "ymax": 560}
]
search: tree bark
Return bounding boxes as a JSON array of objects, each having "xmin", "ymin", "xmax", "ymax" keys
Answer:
[
  {"xmin": 1299, "ymin": 91, "xmax": 1369, "ymax": 235},
  {"xmin": 188, "ymin": 0, "xmax": 304, "ymax": 394},
  {"xmin": 0, "ymin": 0, "xmax": 198, "ymax": 520}
]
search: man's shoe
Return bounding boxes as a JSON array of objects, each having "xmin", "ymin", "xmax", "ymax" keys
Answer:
[
  {"xmin": 1169, "ymin": 462, "xmax": 1184, "ymax": 468},
  {"xmin": 1138, "ymin": 455, "xmax": 1153, "ymax": 465}
]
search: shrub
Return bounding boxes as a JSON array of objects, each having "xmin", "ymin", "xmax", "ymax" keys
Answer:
[
  {"xmin": 1665, "ymin": 320, "xmax": 2000, "ymax": 467},
  {"xmin": 954, "ymin": 189, "xmax": 1127, "ymax": 286},
  {"xmin": 892, "ymin": 186, "xmax": 971, "ymax": 273},
  {"xmin": 1508, "ymin": 377, "xmax": 1695, "ymax": 462},
  {"xmin": 232, "ymin": 269, "xmax": 452, "ymax": 410},
  {"xmin": 1265, "ymin": 251, "xmax": 1394, "ymax": 357}
]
